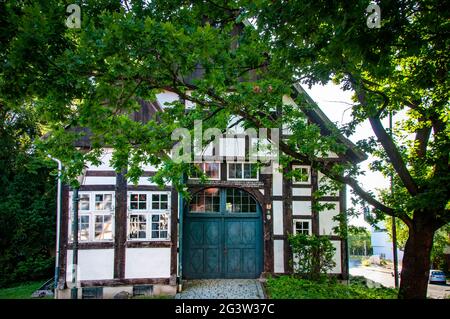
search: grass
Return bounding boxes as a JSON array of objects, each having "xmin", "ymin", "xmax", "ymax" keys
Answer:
[
  {"xmin": 265, "ymin": 276, "xmax": 398, "ymax": 299},
  {"xmin": 131, "ymin": 294, "xmax": 174, "ymax": 299},
  {"xmin": 0, "ymin": 281, "xmax": 47, "ymax": 299}
]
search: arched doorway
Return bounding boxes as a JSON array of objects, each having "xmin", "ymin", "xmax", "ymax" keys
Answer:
[{"xmin": 183, "ymin": 187, "xmax": 263, "ymax": 279}]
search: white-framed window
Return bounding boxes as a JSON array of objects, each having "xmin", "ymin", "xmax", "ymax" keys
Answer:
[
  {"xmin": 293, "ymin": 219, "xmax": 312, "ymax": 235},
  {"xmin": 127, "ymin": 191, "xmax": 171, "ymax": 241},
  {"xmin": 151, "ymin": 193, "xmax": 169, "ymax": 210},
  {"xmin": 227, "ymin": 162, "xmax": 259, "ymax": 180},
  {"xmin": 190, "ymin": 162, "xmax": 221, "ymax": 180},
  {"xmin": 292, "ymin": 165, "xmax": 311, "ymax": 184},
  {"xmin": 129, "ymin": 193, "xmax": 148, "ymax": 210},
  {"xmin": 69, "ymin": 191, "xmax": 115, "ymax": 242}
]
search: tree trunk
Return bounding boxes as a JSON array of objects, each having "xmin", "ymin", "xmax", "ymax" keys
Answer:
[{"xmin": 398, "ymin": 217, "xmax": 435, "ymax": 299}]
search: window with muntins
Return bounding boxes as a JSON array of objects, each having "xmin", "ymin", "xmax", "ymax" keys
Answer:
[
  {"xmin": 69, "ymin": 192, "xmax": 115, "ymax": 242},
  {"xmin": 189, "ymin": 188, "xmax": 221, "ymax": 213},
  {"xmin": 127, "ymin": 192, "xmax": 170, "ymax": 241},
  {"xmin": 190, "ymin": 162, "xmax": 220, "ymax": 180},
  {"xmin": 293, "ymin": 219, "xmax": 311, "ymax": 235},
  {"xmin": 225, "ymin": 188, "xmax": 257, "ymax": 213},
  {"xmin": 292, "ymin": 165, "xmax": 311, "ymax": 184},
  {"xmin": 228, "ymin": 163, "xmax": 258, "ymax": 180}
]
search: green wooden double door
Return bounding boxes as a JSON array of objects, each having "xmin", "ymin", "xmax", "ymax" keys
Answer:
[{"xmin": 183, "ymin": 188, "xmax": 263, "ymax": 279}]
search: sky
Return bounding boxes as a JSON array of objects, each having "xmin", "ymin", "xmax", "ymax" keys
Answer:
[{"xmin": 303, "ymin": 83, "xmax": 391, "ymax": 228}]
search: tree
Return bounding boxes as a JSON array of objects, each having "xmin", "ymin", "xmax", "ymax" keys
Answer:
[
  {"xmin": 348, "ymin": 228, "xmax": 372, "ymax": 256},
  {"xmin": 0, "ymin": 0, "xmax": 448, "ymax": 298},
  {"xmin": 385, "ymin": 218, "xmax": 450, "ymax": 271},
  {"xmin": 0, "ymin": 103, "xmax": 57, "ymax": 287}
]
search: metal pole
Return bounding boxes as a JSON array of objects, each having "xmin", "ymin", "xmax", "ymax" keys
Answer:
[
  {"xmin": 389, "ymin": 112, "xmax": 399, "ymax": 288},
  {"xmin": 177, "ymin": 174, "xmax": 186, "ymax": 293},
  {"xmin": 47, "ymin": 156, "xmax": 62, "ymax": 298},
  {"xmin": 71, "ymin": 187, "xmax": 79, "ymax": 299}
]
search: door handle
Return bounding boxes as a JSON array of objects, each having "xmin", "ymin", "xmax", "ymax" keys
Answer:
[{"xmin": 224, "ymin": 247, "xmax": 227, "ymax": 255}]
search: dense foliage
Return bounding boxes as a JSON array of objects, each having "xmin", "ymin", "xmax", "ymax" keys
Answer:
[
  {"xmin": 266, "ymin": 276, "xmax": 398, "ymax": 299},
  {"xmin": 289, "ymin": 234, "xmax": 336, "ymax": 280},
  {"xmin": 0, "ymin": 105, "xmax": 56, "ymax": 287},
  {"xmin": 348, "ymin": 228, "xmax": 372, "ymax": 256},
  {"xmin": 0, "ymin": 0, "xmax": 448, "ymax": 298},
  {"xmin": 385, "ymin": 218, "xmax": 449, "ymax": 271}
]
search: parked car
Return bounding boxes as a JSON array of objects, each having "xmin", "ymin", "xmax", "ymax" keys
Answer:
[{"xmin": 429, "ymin": 270, "xmax": 447, "ymax": 284}]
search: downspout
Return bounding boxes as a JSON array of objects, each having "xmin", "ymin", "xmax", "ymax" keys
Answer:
[
  {"xmin": 48, "ymin": 155, "xmax": 62, "ymax": 298},
  {"xmin": 177, "ymin": 174, "xmax": 186, "ymax": 292}
]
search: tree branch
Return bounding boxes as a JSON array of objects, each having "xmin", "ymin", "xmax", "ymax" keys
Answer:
[
  {"xmin": 234, "ymin": 107, "xmax": 413, "ymax": 228},
  {"xmin": 349, "ymin": 78, "xmax": 420, "ymax": 196}
]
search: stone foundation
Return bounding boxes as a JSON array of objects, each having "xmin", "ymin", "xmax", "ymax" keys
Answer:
[{"xmin": 56, "ymin": 284, "xmax": 177, "ymax": 299}]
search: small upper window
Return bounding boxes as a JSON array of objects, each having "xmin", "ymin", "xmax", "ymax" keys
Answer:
[
  {"xmin": 294, "ymin": 220, "xmax": 311, "ymax": 235},
  {"xmin": 152, "ymin": 193, "xmax": 169, "ymax": 210},
  {"xmin": 79, "ymin": 194, "xmax": 90, "ymax": 210},
  {"xmin": 228, "ymin": 163, "xmax": 258, "ymax": 180},
  {"xmin": 292, "ymin": 166, "xmax": 311, "ymax": 184},
  {"xmin": 190, "ymin": 162, "xmax": 220, "ymax": 180},
  {"xmin": 95, "ymin": 194, "xmax": 113, "ymax": 210},
  {"xmin": 130, "ymin": 193, "xmax": 147, "ymax": 210}
]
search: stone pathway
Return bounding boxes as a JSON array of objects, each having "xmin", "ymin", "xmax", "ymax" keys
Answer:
[{"xmin": 175, "ymin": 279, "xmax": 265, "ymax": 299}]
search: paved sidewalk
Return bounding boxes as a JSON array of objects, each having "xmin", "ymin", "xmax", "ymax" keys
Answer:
[
  {"xmin": 175, "ymin": 279, "xmax": 265, "ymax": 299},
  {"xmin": 350, "ymin": 266, "xmax": 450, "ymax": 298}
]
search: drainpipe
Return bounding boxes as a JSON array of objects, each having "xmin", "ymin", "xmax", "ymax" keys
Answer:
[
  {"xmin": 47, "ymin": 155, "xmax": 62, "ymax": 299},
  {"xmin": 177, "ymin": 175, "xmax": 186, "ymax": 292}
]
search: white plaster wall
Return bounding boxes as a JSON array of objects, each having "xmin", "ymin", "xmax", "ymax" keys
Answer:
[
  {"xmin": 66, "ymin": 249, "xmax": 114, "ymax": 281},
  {"xmin": 250, "ymin": 137, "xmax": 274, "ymax": 159},
  {"xmin": 282, "ymin": 95, "xmax": 297, "ymax": 107},
  {"xmin": 272, "ymin": 163, "xmax": 283, "ymax": 196},
  {"xmin": 219, "ymin": 137, "xmax": 245, "ymax": 157},
  {"xmin": 292, "ymin": 188, "xmax": 311, "ymax": 196},
  {"xmin": 272, "ymin": 201, "xmax": 283, "ymax": 235},
  {"xmin": 330, "ymin": 241, "xmax": 342, "ymax": 274},
  {"xmin": 292, "ymin": 201, "xmax": 312, "ymax": 215},
  {"xmin": 125, "ymin": 248, "xmax": 171, "ymax": 279},
  {"xmin": 318, "ymin": 172, "xmax": 339, "ymax": 196},
  {"xmin": 200, "ymin": 142, "xmax": 214, "ymax": 156},
  {"xmin": 185, "ymin": 90, "xmax": 195, "ymax": 109},
  {"xmin": 86, "ymin": 148, "xmax": 114, "ymax": 171},
  {"xmin": 140, "ymin": 162, "xmax": 159, "ymax": 172},
  {"xmin": 156, "ymin": 91, "xmax": 179, "ymax": 108},
  {"xmin": 282, "ymin": 123, "xmax": 292, "ymax": 135},
  {"xmin": 274, "ymin": 240, "xmax": 285, "ymax": 273},
  {"xmin": 327, "ymin": 151, "xmax": 339, "ymax": 158},
  {"xmin": 318, "ymin": 201, "xmax": 340, "ymax": 235},
  {"xmin": 227, "ymin": 116, "xmax": 246, "ymax": 134},
  {"xmin": 84, "ymin": 176, "xmax": 116, "ymax": 185}
]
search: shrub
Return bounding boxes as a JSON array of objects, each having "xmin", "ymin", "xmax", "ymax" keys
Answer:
[
  {"xmin": 288, "ymin": 233, "xmax": 336, "ymax": 281},
  {"xmin": 266, "ymin": 276, "xmax": 398, "ymax": 299}
]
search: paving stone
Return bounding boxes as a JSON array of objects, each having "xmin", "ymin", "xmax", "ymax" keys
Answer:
[{"xmin": 175, "ymin": 279, "xmax": 265, "ymax": 299}]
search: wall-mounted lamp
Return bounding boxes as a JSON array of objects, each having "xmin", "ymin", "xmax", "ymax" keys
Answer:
[{"xmin": 266, "ymin": 203, "xmax": 272, "ymax": 220}]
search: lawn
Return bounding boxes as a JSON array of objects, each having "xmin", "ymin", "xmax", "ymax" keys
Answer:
[
  {"xmin": 265, "ymin": 276, "xmax": 398, "ymax": 299},
  {"xmin": 0, "ymin": 281, "xmax": 47, "ymax": 299}
]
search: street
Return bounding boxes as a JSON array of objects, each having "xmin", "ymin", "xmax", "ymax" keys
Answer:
[{"xmin": 350, "ymin": 265, "xmax": 450, "ymax": 299}]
